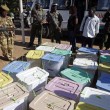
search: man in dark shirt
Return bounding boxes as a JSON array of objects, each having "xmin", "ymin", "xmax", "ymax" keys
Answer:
[
  {"xmin": 100, "ymin": 8, "xmax": 110, "ymax": 50},
  {"xmin": 67, "ymin": 6, "xmax": 78, "ymax": 52}
]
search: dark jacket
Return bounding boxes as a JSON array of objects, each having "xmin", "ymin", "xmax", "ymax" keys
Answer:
[
  {"xmin": 67, "ymin": 15, "xmax": 78, "ymax": 34},
  {"xmin": 102, "ymin": 11, "xmax": 110, "ymax": 33}
]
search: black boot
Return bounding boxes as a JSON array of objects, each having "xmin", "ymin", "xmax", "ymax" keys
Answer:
[{"xmin": 27, "ymin": 43, "xmax": 33, "ymax": 48}]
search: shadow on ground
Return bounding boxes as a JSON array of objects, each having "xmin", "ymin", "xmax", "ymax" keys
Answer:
[
  {"xmin": 0, "ymin": 56, "xmax": 9, "ymax": 61},
  {"xmin": 14, "ymin": 41, "xmax": 28, "ymax": 47}
]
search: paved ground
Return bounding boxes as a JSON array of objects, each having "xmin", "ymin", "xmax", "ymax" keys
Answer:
[
  {"xmin": 0, "ymin": 34, "xmax": 70, "ymax": 70},
  {"xmin": 0, "ymin": 31, "xmax": 100, "ymax": 71}
]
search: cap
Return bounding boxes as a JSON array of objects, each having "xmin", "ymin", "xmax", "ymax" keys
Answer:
[
  {"xmin": 35, "ymin": 2, "xmax": 41, "ymax": 5},
  {"xmin": 1, "ymin": 4, "xmax": 9, "ymax": 11},
  {"xmin": 52, "ymin": 3, "xmax": 58, "ymax": 6}
]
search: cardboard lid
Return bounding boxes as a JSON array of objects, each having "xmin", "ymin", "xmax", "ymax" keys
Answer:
[
  {"xmin": 80, "ymin": 87, "xmax": 110, "ymax": 110},
  {"xmin": 45, "ymin": 77, "xmax": 83, "ymax": 101},
  {"xmin": 0, "ymin": 72, "xmax": 13, "ymax": 88},
  {"xmin": 0, "ymin": 82, "xmax": 29, "ymax": 109},
  {"xmin": 42, "ymin": 53, "xmax": 65, "ymax": 62},
  {"xmin": 75, "ymin": 102, "xmax": 105, "ymax": 110},
  {"xmin": 26, "ymin": 50, "xmax": 44, "ymax": 59},
  {"xmin": 29, "ymin": 91, "xmax": 75, "ymax": 110},
  {"xmin": 61, "ymin": 67, "xmax": 94, "ymax": 85},
  {"xmin": 52, "ymin": 49, "xmax": 72, "ymax": 56},
  {"xmin": 16, "ymin": 67, "xmax": 49, "ymax": 85}
]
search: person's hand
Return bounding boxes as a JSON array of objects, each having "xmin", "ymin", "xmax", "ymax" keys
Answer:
[
  {"xmin": 40, "ymin": 20, "xmax": 47, "ymax": 25},
  {"xmin": 57, "ymin": 27, "xmax": 61, "ymax": 32}
]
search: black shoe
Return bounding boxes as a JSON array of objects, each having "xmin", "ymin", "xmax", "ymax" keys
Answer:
[
  {"xmin": 38, "ymin": 42, "xmax": 41, "ymax": 46},
  {"xmin": 51, "ymin": 39, "xmax": 54, "ymax": 42},
  {"xmin": 56, "ymin": 40, "xmax": 61, "ymax": 44},
  {"xmin": 105, "ymin": 47, "xmax": 109, "ymax": 50},
  {"xmin": 76, "ymin": 47, "xmax": 79, "ymax": 50},
  {"xmin": 27, "ymin": 43, "xmax": 33, "ymax": 48},
  {"xmin": 36, "ymin": 44, "xmax": 40, "ymax": 47}
]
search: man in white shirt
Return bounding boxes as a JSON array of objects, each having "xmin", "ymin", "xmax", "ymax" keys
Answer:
[{"xmin": 80, "ymin": 7, "xmax": 100, "ymax": 48}]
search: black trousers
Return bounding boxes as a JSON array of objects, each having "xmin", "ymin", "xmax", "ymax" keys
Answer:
[
  {"xmin": 99, "ymin": 33, "xmax": 110, "ymax": 49},
  {"xmin": 82, "ymin": 36, "xmax": 95, "ymax": 48},
  {"xmin": 29, "ymin": 24, "xmax": 42, "ymax": 45},
  {"xmin": 49, "ymin": 25, "xmax": 62, "ymax": 44}
]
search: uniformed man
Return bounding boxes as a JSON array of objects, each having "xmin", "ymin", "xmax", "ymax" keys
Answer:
[
  {"xmin": 27, "ymin": 3, "xmax": 46, "ymax": 48},
  {"xmin": 46, "ymin": 3, "xmax": 63, "ymax": 43},
  {"xmin": 100, "ymin": 8, "xmax": 110, "ymax": 50},
  {"xmin": 0, "ymin": 4, "xmax": 15, "ymax": 61}
]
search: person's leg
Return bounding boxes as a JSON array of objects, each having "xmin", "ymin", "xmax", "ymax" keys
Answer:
[
  {"xmin": 68, "ymin": 31, "xmax": 72, "ymax": 45},
  {"xmin": 28, "ymin": 24, "xmax": 37, "ymax": 47},
  {"xmin": 69, "ymin": 31, "xmax": 76, "ymax": 50},
  {"xmin": 108, "ymin": 33, "xmax": 110, "ymax": 49},
  {"xmin": 104, "ymin": 33, "xmax": 109, "ymax": 50},
  {"xmin": 99, "ymin": 34, "xmax": 106, "ymax": 50},
  {"xmin": 7, "ymin": 36, "xmax": 14, "ymax": 61},
  {"xmin": 88, "ymin": 37, "xmax": 95, "ymax": 48},
  {"xmin": 82, "ymin": 36, "xmax": 87, "ymax": 47},
  {"xmin": 105, "ymin": 33, "xmax": 110, "ymax": 50},
  {"xmin": 72, "ymin": 35, "xmax": 76, "ymax": 51},
  {"xmin": 37, "ymin": 25, "xmax": 42, "ymax": 45},
  {"xmin": 49, "ymin": 25, "xmax": 54, "ymax": 42},
  {"xmin": 0, "ymin": 35, "xmax": 9, "ymax": 60},
  {"xmin": 55, "ymin": 30, "xmax": 62, "ymax": 44}
]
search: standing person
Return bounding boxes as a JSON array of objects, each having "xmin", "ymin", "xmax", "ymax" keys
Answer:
[
  {"xmin": 67, "ymin": 6, "xmax": 78, "ymax": 52},
  {"xmin": 27, "ymin": 3, "xmax": 45, "ymax": 48},
  {"xmin": 100, "ymin": 8, "xmax": 110, "ymax": 50},
  {"xmin": 80, "ymin": 7, "xmax": 100, "ymax": 48},
  {"xmin": 0, "ymin": 4, "xmax": 15, "ymax": 61},
  {"xmin": 46, "ymin": 3, "xmax": 63, "ymax": 43}
]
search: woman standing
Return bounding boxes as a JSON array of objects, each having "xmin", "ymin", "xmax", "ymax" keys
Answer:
[
  {"xmin": 67, "ymin": 6, "xmax": 78, "ymax": 52},
  {"xmin": 0, "ymin": 4, "xmax": 15, "ymax": 61}
]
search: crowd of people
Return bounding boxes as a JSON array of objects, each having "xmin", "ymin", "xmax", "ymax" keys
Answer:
[{"xmin": 0, "ymin": 3, "xmax": 110, "ymax": 61}]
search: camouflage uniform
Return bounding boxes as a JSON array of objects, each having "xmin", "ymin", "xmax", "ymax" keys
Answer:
[
  {"xmin": 29, "ymin": 7, "xmax": 45, "ymax": 46},
  {"xmin": 0, "ymin": 16, "xmax": 15, "ymax": 60},
  {"xmin": 47, "ymin": 11, "xmax": 63, "ymax": 43}
]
